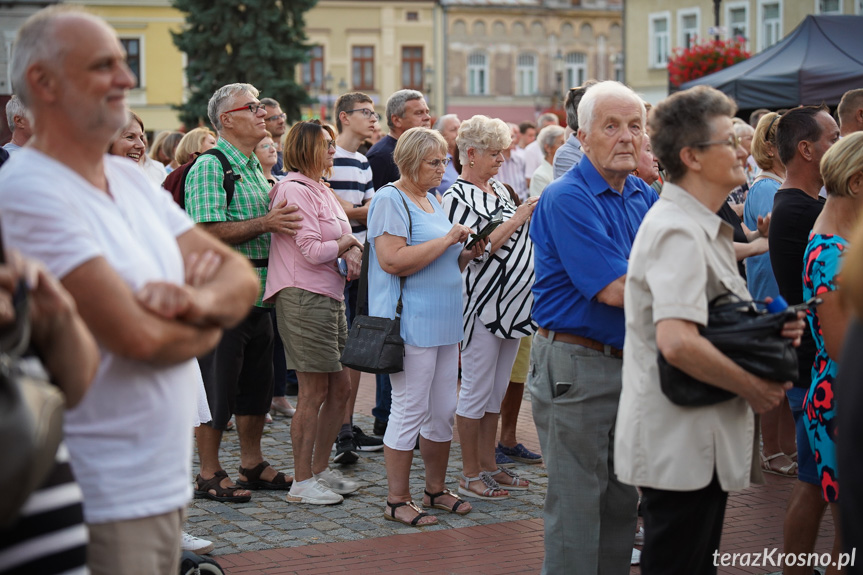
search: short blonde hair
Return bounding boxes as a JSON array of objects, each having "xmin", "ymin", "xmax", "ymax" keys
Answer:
[
  {"xmin": 393, "ymin": 127, "xmax": 447, "ymax": 181},
  {"xmin": 175, "ymin": 127, "xmax": 216, "ymax": 165},
  {"xmin": 751, "ymin": 112, "xmax": 781, "ymax": 171},
  {"xmin": 455, "ymin": 115, "xmax": 511, "ymax": 165},
  {"xmin": 284, "ymin": 121, "xmax": 334, "ymax": 180},
  {"xmin": 820, "ymin": 131, "xmax": 863, "ymax": 198}
]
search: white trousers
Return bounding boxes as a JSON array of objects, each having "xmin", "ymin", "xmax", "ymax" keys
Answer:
[
  {"xmin": 457, "ymin": 318, "xmax": 521, "ymax": 419},
  {"xmin": 384, "ymin": 343, "xmax": 459, "ymax": 451}
]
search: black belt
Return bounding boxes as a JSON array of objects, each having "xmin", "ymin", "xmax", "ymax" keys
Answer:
[{"xmin": 250, "ymin": 258, "xmax": 268, "ymax": 268}]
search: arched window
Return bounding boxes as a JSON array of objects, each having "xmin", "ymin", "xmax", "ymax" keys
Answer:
[
  {"xmin": 516, "ymin": 52, "xmax": 537, "ymax": 96},
  {"xmin": 564, "ymin": 52, "xmax": 587, "ymax": 89},
  {"xmin": 467, "ymin": 51, "xmax": 489, "ymax": 96}
]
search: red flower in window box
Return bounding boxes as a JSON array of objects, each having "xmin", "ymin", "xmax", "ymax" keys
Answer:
[{"xmin": 668, "ymin": 37, "xmax": 750, "ymax": 88}]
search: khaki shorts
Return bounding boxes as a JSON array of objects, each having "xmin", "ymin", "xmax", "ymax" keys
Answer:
[
  {"xmin": 275, "ymin": 287, "xmax": 347, "ymax": 373},
  {"xmin": 509, "ymin": 335, "xmax": 533, "ymax": 384}
]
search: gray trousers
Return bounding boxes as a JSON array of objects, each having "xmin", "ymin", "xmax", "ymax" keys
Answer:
[{"xmin": 528, "ymin": 331, "xmax": 638, "ymax": 575}]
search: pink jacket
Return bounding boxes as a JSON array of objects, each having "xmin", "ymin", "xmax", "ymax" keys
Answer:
[{"xmin": 263, "ymin": 172, "xmax": 353, "ymax": 302}]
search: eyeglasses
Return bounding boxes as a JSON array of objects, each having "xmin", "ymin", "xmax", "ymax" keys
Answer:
[
  {"xmin": 346, "ymin": 108, "xmax": 381, "ymax": 121},
  {"xmin": 692, "ymin": 133, "xmax": 742, "ymax": 150},
  {"xmin": 322, "ymin": 140, "xmax": 336, "ymax": 150},
  {"xmin": 265, "ymin": 113, "xmax": 287, "ymax": 122},
  {"xmin": 424, "ymin": 158, "xmax": 451, "ymax": 168},
  {"xmin": 258, "ymin": 144, "xmax": 273, "ymax": 150},
  {"xmin": 223, "ymin": 103, "xmax": 266, "ymax": 116}
]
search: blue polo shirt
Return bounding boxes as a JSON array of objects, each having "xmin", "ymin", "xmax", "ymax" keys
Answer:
[{"xmin": 530, "ymin": 155, "xmax": 658, "ymax": 348}]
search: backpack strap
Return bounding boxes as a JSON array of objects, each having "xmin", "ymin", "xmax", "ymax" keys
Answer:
[{"xmin": 179, "ymin": 148, "xmax": 241, "ymax": 210}]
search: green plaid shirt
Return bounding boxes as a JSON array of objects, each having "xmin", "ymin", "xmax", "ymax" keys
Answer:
[{"xmin": 185, "ymin": 138, "xmax": 271, "ymax": 307}]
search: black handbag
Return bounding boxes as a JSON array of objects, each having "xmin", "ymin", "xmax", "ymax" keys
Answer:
[
  {"xmin": 0, "ymin": 279, "xmax": 65, "ymax": 527},
  {"xmin": 658, "ymin": 294, "xmax": 802, "ymax": 407},
  {"xmin": 339, "ymin": 192, "xmax": 411, "ymax": 374}
]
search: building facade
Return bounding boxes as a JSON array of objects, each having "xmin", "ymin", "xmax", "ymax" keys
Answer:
[
  {"xmin": 625, "ymin": 0, "xmax": 863, "ymax": 104},
  {"xmin": 442, "ymin": 0, "xmax": 623, "ymax": 123}
]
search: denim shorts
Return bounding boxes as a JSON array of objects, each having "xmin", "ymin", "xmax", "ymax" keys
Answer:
[{"xmin": 787, "ymin": 387, "xmax": 819, "ymax": 486}]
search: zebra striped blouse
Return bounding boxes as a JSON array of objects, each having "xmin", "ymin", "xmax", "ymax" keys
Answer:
[{"xmin": 442, "ymin": 178, "xmax": 536, "ymax": 350}]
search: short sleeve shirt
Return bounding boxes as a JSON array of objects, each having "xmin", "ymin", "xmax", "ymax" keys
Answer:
[
  {"xmin": 615, "ymin": 182, "xmax": 758, "ymax": 493},
  {"xmin": 530, "ymin": 155, "xmax": 658, "ymax": 349},
  {"xmin": 367, "ymin": 185, "xmax": 464, "ymax": 347},
  {"xmin": 184, "ymin": 138, "xmax": 271, "ymax": 306}
]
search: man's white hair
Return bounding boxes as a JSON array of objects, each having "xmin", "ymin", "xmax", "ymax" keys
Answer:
[
  {"xmin": 577, "ymin": 81, "xmax": 645, "ymax": 137},
  {"xmin": 208, "ymin": 83, "xmax": 259, "ymax": 132},
  {"xmin": 5, "ymin": 95, "xmax": 27, "ymax": 132}
]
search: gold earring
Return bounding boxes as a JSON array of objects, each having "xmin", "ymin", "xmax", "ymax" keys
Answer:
[{"xmin": 470, "ymin": 160, "xmax": 475, "ymax": 167}]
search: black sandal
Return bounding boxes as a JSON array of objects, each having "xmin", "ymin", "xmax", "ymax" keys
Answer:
[
  {"xmin": 383, "ymin": 500, "xmax": 437, "ymax": 526},
  {"xmin": 194, "ymin": 470, "xmax": 252, "ymax": 503},
  {"xmin": 424, "ymin": 489, "xmax": 471, "ymax": 515},
  {"xmin": 236, "ymin": 460, "xmax": 293, "ymax": 490}
]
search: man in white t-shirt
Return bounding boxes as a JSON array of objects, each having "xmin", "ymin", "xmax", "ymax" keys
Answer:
[
  {"xmin": 328, "ymin": 91, "xmax": 384, "ymax": 463},
  {"xmin": 0, "ymin": 7, "xmax": 259, "ymax": 573}
]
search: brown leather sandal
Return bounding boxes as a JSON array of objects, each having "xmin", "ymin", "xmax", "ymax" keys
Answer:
[
  {"xmin": 383, "ymin": 501, "xmax": 437, "ymax": 526},
  {"xmin": 194, "ymin": 470, "xmax": 252, "ymax": 503},
  {"xmin": 236, "ymin": 460, "xmax": 293, "ymax": 490},
  {"xmin": 424, "ymin": 489, "xmax": 471, "ymax": 515}
]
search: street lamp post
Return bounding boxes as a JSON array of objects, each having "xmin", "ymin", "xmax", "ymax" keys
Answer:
[
  {"xmin": 553, "ymin": 50, "xmax": 564, "ymax": 109},
  {"xmin": 713, "ymin": 0, "xmax": 722, "ymax": 41},
  {"xmin": 323, "ymin": 72, "xmax": 333, "ymax": 123}
]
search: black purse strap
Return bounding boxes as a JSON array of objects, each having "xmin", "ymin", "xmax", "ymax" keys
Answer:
[{"xmin": 356, "ymin": 187, "xmax": 412, "ymax": 318}]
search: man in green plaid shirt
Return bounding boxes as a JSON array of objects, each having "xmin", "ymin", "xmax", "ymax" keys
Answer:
[{"xmin": 185, "ymin": 83, "xmax": 301, "ymax": 502}]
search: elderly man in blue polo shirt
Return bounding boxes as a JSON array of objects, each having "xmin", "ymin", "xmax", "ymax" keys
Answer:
[{"xmin": 529, "ymin": 81, "xmax": 658, "ymax": 575}]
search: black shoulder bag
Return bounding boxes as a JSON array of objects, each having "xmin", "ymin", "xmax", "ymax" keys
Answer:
[
  {"xmin": 658, "ymin": 294, "xmax": 813, "ymax": 407},
  {"xmin": 339, "ymin": 192, "xmax": 412, "ymax": 374}
]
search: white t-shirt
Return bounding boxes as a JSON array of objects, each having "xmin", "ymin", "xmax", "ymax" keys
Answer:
[
  {"xmin": 329, "ymin": 145, "xmax": 374, "ymax": 242},
  {"xmin": 0, "ymin": 150, "xmax": 198, "ymax": 524}
]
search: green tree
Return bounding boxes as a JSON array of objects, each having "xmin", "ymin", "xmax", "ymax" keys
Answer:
[{"xmin": 171, "ymin": 0, "xmax": 316, "ymax": 129}]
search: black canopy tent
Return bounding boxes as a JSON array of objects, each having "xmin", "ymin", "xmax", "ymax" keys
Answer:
[{"xmin": 680, "ymin": 15, "xmax": 863, "ymax": 109}]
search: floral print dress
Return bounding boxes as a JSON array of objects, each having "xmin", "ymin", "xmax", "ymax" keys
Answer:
[{"xmin": 802, "ymin": 232, "xmax": 848, "ymax": 502}]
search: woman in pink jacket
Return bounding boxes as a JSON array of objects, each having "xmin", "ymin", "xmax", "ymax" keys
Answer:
[{"xmin": 264, "ymin": 121, "xmax": 363, "ymax": 505}]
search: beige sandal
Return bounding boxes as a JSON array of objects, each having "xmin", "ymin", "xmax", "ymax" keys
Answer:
[{"xmin": 761, "ymin": 452, "xmax": 797, "ymax": 477}]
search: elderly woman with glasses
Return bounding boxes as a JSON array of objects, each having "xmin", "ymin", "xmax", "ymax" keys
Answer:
[
  {"xmin": 366, "ymin": 127, "xmax": 486, "ymax": 526},
  {"xmin": 264, "ymin": 121, "xmax": 364, "ymax": 506},
  {"xmin": 614, "ymin": 86, "xmax": 805, "ymax": 574},
  {"xmin": 441, "ymin": 115, "xmax": 537, "ymax": 500}
]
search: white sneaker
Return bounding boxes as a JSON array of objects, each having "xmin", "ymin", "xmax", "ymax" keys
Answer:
[
  {"xmin": 286, "ymin": 478, "xmax": 343, "ymax": 505},
  {"xmin": 631, "ymin": 547, "xmax": 641, "ymax": 565},
  {"xmin": 181, "ymin": 531, "xmax": 215, "ymax": 555},
  {"xmin": 315, "ymin": 467, "xmax": 360, "ymax": 495},
  {"xmin": 634, "ymin": 526, "xmax": 645, "ymax": 545}
]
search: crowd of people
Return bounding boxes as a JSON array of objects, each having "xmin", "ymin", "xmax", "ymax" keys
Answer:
[{"xmin": 2, "ymin": 5, "xmax": 863, "ymax": 575}]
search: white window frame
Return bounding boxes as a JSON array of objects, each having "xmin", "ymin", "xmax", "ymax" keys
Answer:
[
  {"xmin": 515, "ymin": 52, "xmax": 537, "ymax": 96},
  {"xmin": 467, "ymin": 51, "xmax": 489, "ymax": 96},
  {"xmin": 677, "ymin": 7, "xmax": 701, "ymax": 50},
  {"xmin": 757, "ymin": 0, "xmax": 783, "ymax": 52},
  {"xmin": 725, "ymin": 1, "xmax": 750, "ymax": 46},
  {"xmin": 857, "ymin": 0, "xmax": 863, "ymax": 15},
  {"xmin": 564, "ymin": 52, "xmax": 587, "ymax": 90},
  {"xmin": 648, "ymin": 11, "xmax": 671, "ymax": 69},
  {"xmin": 815, "ymin": 0, "xmax": 842, "ymax": 14},
  {"xmin": 119, "ymin": 35, "xmax": 145, "ymax": 90}
]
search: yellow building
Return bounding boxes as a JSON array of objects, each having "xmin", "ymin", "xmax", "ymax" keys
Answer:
[
  {"xmin": 301, "ymin": 0, "xmax": 439, "ymax": 122},
  {"xmin": 74, "ymin": 0, "xmax": 187, "ymax": 132},
  {"xmin": 624, "ymin": 0, "xmax": 863, "ymax": 104}
]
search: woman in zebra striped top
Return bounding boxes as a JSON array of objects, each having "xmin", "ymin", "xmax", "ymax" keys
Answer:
[{"xmin": 442, "ymin": 115, "xmax": 538, "ymax": 500}]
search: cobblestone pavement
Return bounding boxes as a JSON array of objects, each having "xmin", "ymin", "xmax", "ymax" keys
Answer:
[{"xmin": 185, "ymin": 413, "xmax": 548, "ymax": 556}]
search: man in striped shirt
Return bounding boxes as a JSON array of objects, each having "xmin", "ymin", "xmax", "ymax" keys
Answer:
[{"xmin": 328, "ymin": 91, "xmax": 384, "ymax": 463}]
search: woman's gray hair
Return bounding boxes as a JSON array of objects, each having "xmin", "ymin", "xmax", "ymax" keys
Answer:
[
  {"xmin": 393, "ymin": 127, "xmax": 447, "ymax": 181},
  {"xmin": 537, "ymin": 125, "xmax": 565, "ymax": 152},
  {"xmin": 5, "ymin": 96, "xmax": 27, "ymax": 132},
  {"xmin": 208, "ymin": 83, "xmax": 259, "ymax": 132},
  {"xmin": 385, "ymin": 89, "xmax": 425, "ymax": 130},
  {"xmin": 11, "ymin": 5, "xmax": 91, "ymax": 106},
  {"xmin": 455, "ymin": 115, "xmax": 512, "ymax": 165},
  {"xmin": 577, "ymin": 81, "xmax": 645, "ymax": 137}
]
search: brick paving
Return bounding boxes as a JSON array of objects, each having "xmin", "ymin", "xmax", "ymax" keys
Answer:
[{"xmin": 186, "ymin": 373, "xmax": 836, "ymax": 574}]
